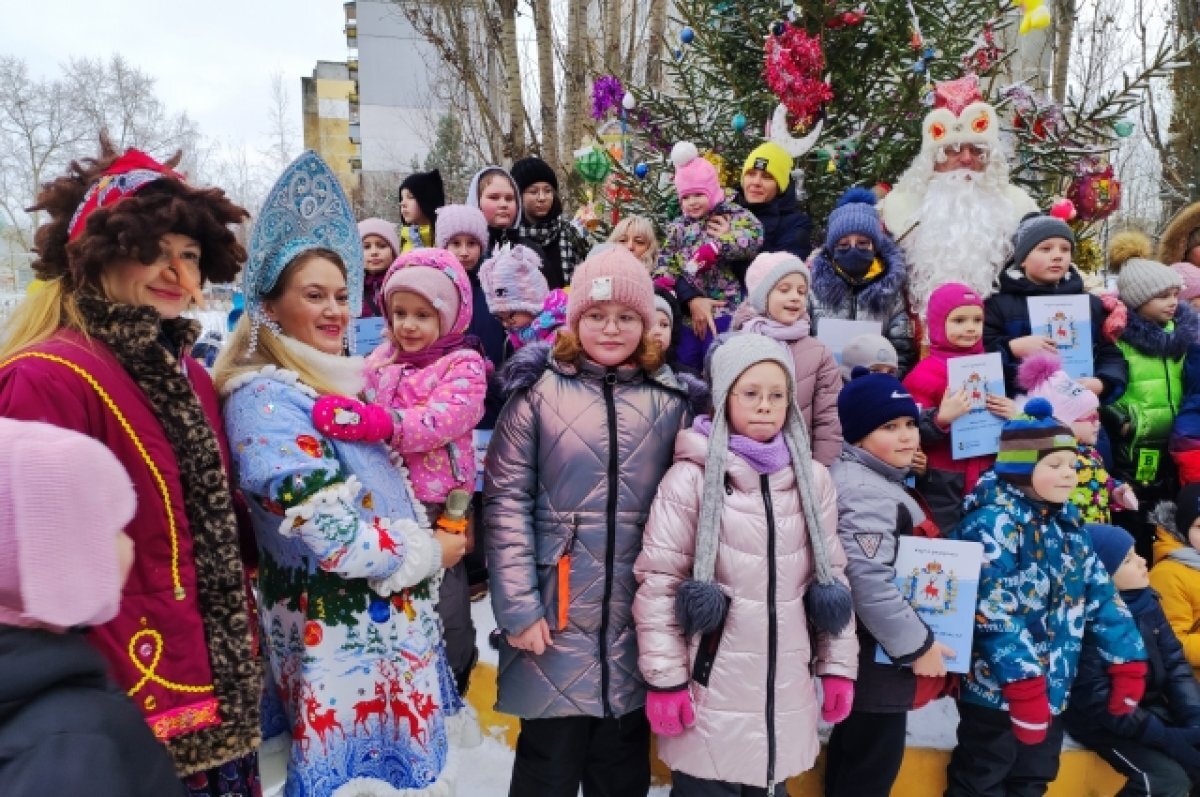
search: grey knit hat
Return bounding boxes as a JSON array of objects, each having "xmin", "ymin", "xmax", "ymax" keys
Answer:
[
  {"xmin": 676, "ymin": 333, "xmax": 853, "ymax": 638},
  {"xmin": 840, "ymin": 333, "xmax": 898, "ymax": 382},
  {"xmin": 1012, "ymin": 213, "xmax": 1074, "ymax": 271},
  {"xmin": 1118, "ymin": 257, "xmax": 1184, "ymax": 309},
  {"xmin": 653, "ymin": 294, "xmax": 674, "ymax": 325}
]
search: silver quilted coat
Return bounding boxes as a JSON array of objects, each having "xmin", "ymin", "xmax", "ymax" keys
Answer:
[{"xmin": 484, "ymin": 346, "xmax": 692, "ymax": 719}]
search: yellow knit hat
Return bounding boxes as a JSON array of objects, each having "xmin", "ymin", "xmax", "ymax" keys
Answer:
[{"xmin": 742, "ymin": 141, "xmax": 792, "ymax": 192}]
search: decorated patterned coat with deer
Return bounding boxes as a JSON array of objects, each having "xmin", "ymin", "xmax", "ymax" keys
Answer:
[{"xmin": 222, "ymin": 363, "xmax": 461, "ymax": 797}]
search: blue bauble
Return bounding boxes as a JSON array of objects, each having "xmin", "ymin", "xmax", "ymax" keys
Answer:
[
  {"xmin": 674, "ymin": 48, "xmax": 684, "ymax": 61},
  {"xmin": 681, "ymin": 27, "xmax": 695, "ymax": 44},
  {"xmin": 732, "ymin": 113, "xmax": 747, "ymax": 132},
  {"xmin": 368, "ymin": 598, "xmax": 391, "ymax": 623},
  {"xmin": 634, "ymin": 162, "xmax": 649, "ymax": 179}
]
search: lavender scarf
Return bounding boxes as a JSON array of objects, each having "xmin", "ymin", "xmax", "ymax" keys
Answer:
[{"xmin": 693, "ymin": 415, "xmax": 791, "ymax": 474}]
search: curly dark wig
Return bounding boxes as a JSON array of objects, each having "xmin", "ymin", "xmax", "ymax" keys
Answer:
[{"xmin": 28, "ymin": 136, "xmax": 249, "ymax": 289}]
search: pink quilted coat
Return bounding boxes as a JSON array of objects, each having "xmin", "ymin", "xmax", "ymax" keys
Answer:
[{"xmin": 633, "ymin": 429, "xmax": 858, "ymax": 787}]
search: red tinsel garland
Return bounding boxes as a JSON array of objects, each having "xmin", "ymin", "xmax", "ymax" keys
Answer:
[{"xmin": 763, "ymin": 23, "xmax": 833, "ymax": 127}]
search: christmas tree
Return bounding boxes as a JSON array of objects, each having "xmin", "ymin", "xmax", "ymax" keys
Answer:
[{"xmin": 582, "ymin": 0, "xmax": 1177, "ymax": 248}]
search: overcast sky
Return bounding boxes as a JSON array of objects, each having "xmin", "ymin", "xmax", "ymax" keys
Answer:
[{"xmin": 1, "ymin": 0, "xmax": 348, "ymax": 158}]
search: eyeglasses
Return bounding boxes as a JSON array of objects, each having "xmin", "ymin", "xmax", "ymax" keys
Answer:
[
  {"xmin": 834, "ymin": 242, "xmax": 874, "ymax": 253},
  {"xmin": 580, "ymin": 311, "xmax": 642, "ymax": 331},
  {"xmin": 1076, "ymin": 413, "xmax": 1100, "ymax": 424},
  {"xmin": 730, "ymin": 389, "xmax": 788, "ymax": 408}
]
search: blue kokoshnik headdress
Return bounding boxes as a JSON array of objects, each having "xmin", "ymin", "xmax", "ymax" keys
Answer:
[{"xmin": 243, "ymin": 151, "xmax": 364, "ymax": 352}]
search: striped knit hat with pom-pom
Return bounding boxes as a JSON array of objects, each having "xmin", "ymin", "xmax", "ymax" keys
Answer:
[
  {"xmin": 1112, "ymin": 230, "xmax": 1183, "ymax": 309},
  {"xmin": 995, "ymin": 398, "xmax": 1077, "ymax": 487}
]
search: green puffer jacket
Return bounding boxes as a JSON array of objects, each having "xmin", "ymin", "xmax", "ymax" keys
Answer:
[{"xmin": 1103, "ymin": 307, "xmax": 1198, "ymax": 485}]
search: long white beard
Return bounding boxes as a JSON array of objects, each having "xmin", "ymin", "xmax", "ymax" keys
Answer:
[{"xmin": 902, "ymin": 170, "xmax": 1018, "ymax": 316}]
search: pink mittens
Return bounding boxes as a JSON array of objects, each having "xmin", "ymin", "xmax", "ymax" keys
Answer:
[
  {"xmin": 820, "ymin": 675, "xmax": 855, "ymax": 724},
  {"xmin": 645, "ymin": 687, "xmax": 696, "ymax": 737},
  {"xmin": 312, "ymin": 396, "xmax": 394, "ymax": 443}
]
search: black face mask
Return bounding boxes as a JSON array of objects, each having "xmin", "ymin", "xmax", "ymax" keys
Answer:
[{"xmin": 833, "ymin": 247, "xmax": 876, "ymax": 280}]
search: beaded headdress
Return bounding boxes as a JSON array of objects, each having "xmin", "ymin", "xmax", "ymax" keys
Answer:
[{"xmin": 243, "ymin": 151, "xmax": 363, "ymax": 352}]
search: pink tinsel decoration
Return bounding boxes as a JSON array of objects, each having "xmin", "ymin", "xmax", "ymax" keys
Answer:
[{"xmin": 763, "ymin": 24, "xmax": 833, "ymax": 125}]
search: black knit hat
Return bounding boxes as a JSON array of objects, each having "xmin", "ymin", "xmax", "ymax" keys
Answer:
[
  {"xmin": 1012, "ymin": 212, "xmax": 1074, "ymax": 271},
  {"xmin": 510, "ymin": 157, "xmax": 561, "ymax": 220},
  {"xmin": 398, "ymin": 169, "xmax": 445, "ymax": 225}
]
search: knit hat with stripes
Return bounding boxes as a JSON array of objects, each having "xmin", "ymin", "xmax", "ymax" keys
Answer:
[{"xmin": 994, "ymin": 397, "xmax": 1076, "ymax": 487}]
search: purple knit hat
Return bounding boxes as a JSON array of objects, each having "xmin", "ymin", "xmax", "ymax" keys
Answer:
[
  {"xmin": 434, "ymin": 204, "xmax": 489, "ymax": 250},
  {"xmin": 357, "ymin": 218, "xmax": 400, "ymax": 258},
  {"xmin": 380, "ymin": 248, "xmax": 473, "ymax": 336},
  {"xmin": 567, "ymin": 244, "xmax": 657, "ymax": 330},
  {"xmin": 0, "ymin": 418, "xmax": 136, "ymax": 629},
  {"xmin": 479, "ymin": 244, "xmax": 548, "ymax": 315}
]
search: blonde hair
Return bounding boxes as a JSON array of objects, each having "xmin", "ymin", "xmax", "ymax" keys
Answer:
[
  {"xmin": 212, "ymin": 250, "xmax": 349, "ymax": 397},
  {"xmin": 0, "ymin": 279, "xmax": 91, "ymax": 361},
  {"xmin": 608, "ymin": 216, "xmax": 660, "ymax": 271}
]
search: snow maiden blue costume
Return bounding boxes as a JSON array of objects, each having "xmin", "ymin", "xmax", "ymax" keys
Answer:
[{"xmin": 220, "ymin": 151, "xmax": 465, "ymax": 796}]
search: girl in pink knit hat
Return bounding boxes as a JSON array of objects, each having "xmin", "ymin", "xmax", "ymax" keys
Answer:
[
  {"xmin": 657, "ymin": 141, "xmax": 764, "ymax": 371},
  {"xmin": 485, "ymin": 244, "xmax": 695, "ymax": 796},
  {"xmin": 0, "ymin": 418, "xmax": 182, "ymax": 796},
  {"xmin": 731, "ymin": 250, "xmax": 844, "ymax": 466},
  {"xmin": 356, "ymin": 217, "xmax": 400, "ymax": 318},
  {"xmin": 313, "ymin": 247, "xmax": 489, "ymax": 697}
]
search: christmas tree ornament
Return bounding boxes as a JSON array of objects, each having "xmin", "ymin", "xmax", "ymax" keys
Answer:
[
  {"xmin": 1114, "ymin": 119, "xmax": 1135, "ymax": 138},
  {"xmin": 681, "ymin": 26, "xmax": 695, "ymax": 44},
  {"xmin": 771, "ymin": 20, "xmax": 787, "ymax": 36},
  {"xmin": 843, "ymin": 9, "xmax": 866, "ymax": 26},
  {"xmin": 1068, "ymin": 160, "xmax": 1121, "ymax": 221},
  {"xmin": 732, "ymin": 113, "xmax": 747, "ymax": 132},
  {"xmin": 764, "ymin": 22, "xmax": 833, "ymax": 126},
  {"xmin": 622, "ymin": 91, "xmax": 637, "ymax": 111},
  {"xmin": 673, "ymin": 48, "xmax": 683, "ymax": 61},
  {"xmin": 591, "ymin": 75, "xmax": 625, "ymax": 121},
  {"xmin": 574, "ymin": 145, "xmax": 612, "ymax": 184},
  {"xmin": 766, "ymin": 102, "xmax": 825, "ymax": 158},
  {"xmin": 634, "ymin": 162, "xmax": 649, "ymax": 179},
  {"xmin": 1016, "ymin": 0, "xmax": 1051, "ymax": 34},
  {"xmin": 1050, "ymin": 197, "xmax": 1077, "ymax": 221}
]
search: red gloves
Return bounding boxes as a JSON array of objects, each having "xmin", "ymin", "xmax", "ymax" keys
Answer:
[
  {"xmin": 312, "ymin": 396, "xmax": 394, "ymax": 443},
  {"xmin": 645, "ymin": 687, "xmax": 696, "ymax": 737},
  {"xmin": 1108, "ymin": 661, "xmax": 1148, "ymax": 716},
  {"xmin": 1002, "ymin": 677, "xmax": 1051, "ymax": 745},
  {"xmin": 820, "ymin": 676, "xmax": 855, "ymax": 724},
  {"xmin": 684, "ymin": 241, "xmax": 721, "ymax": 277}
]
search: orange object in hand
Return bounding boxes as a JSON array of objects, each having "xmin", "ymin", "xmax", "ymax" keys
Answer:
[
  {"xmin": 557, "ymin": 553, "xmax": 570, "ymax": 631},
  {"xmin": 437, "ymin": 489, "xmax": 471, "ymax": 534}
]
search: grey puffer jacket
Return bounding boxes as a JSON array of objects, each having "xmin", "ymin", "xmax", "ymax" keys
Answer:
[
  {"xmin": 484, "ymin": 342, "xmax": 692, "ymax": 719},
  {"xmin": 830, "ymin": 444, "xmax": 946, "ymax": 712}
]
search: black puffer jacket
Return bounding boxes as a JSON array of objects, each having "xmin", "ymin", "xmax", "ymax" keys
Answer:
[
  {"xmin": 983, "ymin": 265, "xmax": 1128, "ymax": 401},
  {"xmin": 1065, "ymin": 588, "xmax": 1200, "ymax": 742},
  {"xmin": 0, "ymin": 627, "xmax": 184, "ymax": 797}
]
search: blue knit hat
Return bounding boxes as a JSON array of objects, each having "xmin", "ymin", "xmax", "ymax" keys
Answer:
[
  {"xmin": 1085, "ymin": 524, "xmax": 1135, "ymax": 576},
  {"xmin": 838, "ymin": 367, "xmax": 919, "ymax": 444},
  {"xmin": 824, "ymin": 187, "xmax": 884, "ymax": 251},
  {"xmin": 995, "ymin": 398, "xmax": 1076, "ymax": 487}
]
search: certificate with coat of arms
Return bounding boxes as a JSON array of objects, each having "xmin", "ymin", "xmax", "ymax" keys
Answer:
[
  {"xmin": 946, "ymin": 352, "xmax": 1005, "ymax": 459},
  {"xmin": 1027, "ymin": 295, "xmax": 1093, "ymax": 379},
  {"xmin": 876, "ymin": 536, "xmax": 983, "ymax": 673}
]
